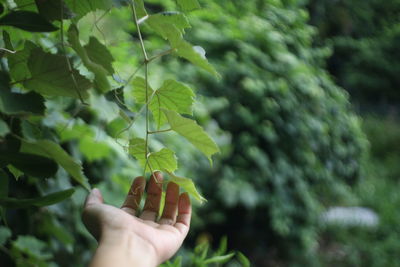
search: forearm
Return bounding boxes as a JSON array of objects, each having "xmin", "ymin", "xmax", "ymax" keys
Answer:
[{"xmin": 89, "ymin": 231, "xmax": 158, "ymax": 267}]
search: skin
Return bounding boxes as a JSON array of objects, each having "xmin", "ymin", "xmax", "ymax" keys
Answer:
[{"xmin": 82, "ymin": 172, "xmax": 192, "ymax": 267}]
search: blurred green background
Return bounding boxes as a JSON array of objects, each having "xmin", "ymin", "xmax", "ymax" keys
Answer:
[{"xmin": 1, "ymin": 0, "xmax": 400, "ymax": 266}]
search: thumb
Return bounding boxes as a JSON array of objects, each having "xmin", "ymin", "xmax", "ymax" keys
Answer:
[{"xmin": 84, "ymin": 188, "xmax": 104, "ymax": 207}]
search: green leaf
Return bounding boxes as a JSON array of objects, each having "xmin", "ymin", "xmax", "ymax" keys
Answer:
[
  {"xmin": 0, "ymin": 71, "xmax": 45, "ymax": 115},
  {"xmin": 149, "ymin": 79, "xmax": 194, "ymax": 129},
  {"xmin": 2, "ymin": 30, "xmax": 12, "ymax": 51},
  {"xmin": 129, "ymin": 138, "xmax": 178, "ymax": 173},
  {"xmin": 133, "ymin": 0, "xmax": 147, "ymax": 19},
  {"xmin": 20, "ymin": 140, "xmax": 90, "ymax": 190},
  {"xmin": 163, "ymin": 110, "xmax": 219, "ymax": 162},
  {"xmin": 12, "ymin": 235, "xmax": 52, "ymax": 260},
  {"xmin": 7, "ymin": 41, "xmax": 37, "ymax": 82},
  {"xmin": 147, "ymin": 12, "xmax": 190, "ymax": 39},
  {"xmin": 0, "ymin": 188, "xmax": 75, "ymax": 208},
  {"xmin": 203, "ymin": 253, "xmax": 236, "ymax": 264},
  {"xmin": 65, "ymin": 0, "xmax": 113, "ymax": 19},
  {"xmin": 24, "ymin": 47, "xmax": 92, "ymax": 98},
  {"xmin": 15, "ymin": 0, "xmax": 37, "ymax": 12},
  {"xmin": 68, "ymin": 25, "xmax": 111, "ymax": 93},
  {"xmin": 164, "ymin": 24, "xmax": 219, "ymax": 77},
  {"xmin": 132, "ymin": 76, "xmax": 153, "ymax": 104},
  {"xmin": 0, "ymin": 11, "xmax": 58, "ymax": 32},
  {"xmin": 35, "ymin": 0, "xmax": 73, "ymax": 21},
  {"xmin": 175, "ymin": 0, "xmax": 200, "ymax": 11},
  {"xmin": 0, "ymin": 119, "xmax": 9, "ymax": 137},
  {"xmin": 237, "ymin": 252, "xmax": 251, "ymax": 267},
  {"xmin": 132, "ymin": 77, "xmax": 195, "ymax": 128},
  {"xmin": 166, "ymin": 171, "xmax": 205, "ymax": 202},
  {"xmin": 0, "ymin": 226, "xmax": 11, "ymax": 246},
  {"xmin": 84, "ymin": 36, "xmax": 115, "ymax": 75},
  {"xmin": 0, "ymin": 153, "xmax": 58, "ymax": 178}
]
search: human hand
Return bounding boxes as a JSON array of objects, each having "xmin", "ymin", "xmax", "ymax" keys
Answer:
[{"xmin": 82, "ymin": 172, "xmax": 192, "ymax": 267}]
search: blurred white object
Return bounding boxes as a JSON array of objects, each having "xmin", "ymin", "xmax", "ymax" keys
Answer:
[
  {"xmin": 321, "ymin": 206, "xmax": 379, "ymax": 227},
  {"xmin": 193, "ymin": 46, "xmax": 206, "ymax": 59}
]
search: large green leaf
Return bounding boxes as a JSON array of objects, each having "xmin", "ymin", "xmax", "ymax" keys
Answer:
[
  {"xmin": 146, "ymin": 12, "xmax": 190, "ymax": 39},
  {"xmin": 165, "ymin": 24, "xmax": 218, "ymax": 77},
  {"xmin": 175, "ymin": 0, "xmax": 200, "ymax": 11},
  {"xmin": 166, "ymin": 171, "xmax": 205, "ymax": 202},
  {"xmin": 7, "ymin": 41, "xmax": 37, "ymax": 82},
  {"xmin": 24, "ymin": 47, "xmax": 92, "ymax": 98},
  {"xmin": 0, "ymin": 189, "xmax": 75, "ymax": 208},
  {"xmin": 163, "ymin": 110, "xmax": 219, "ymax": 162},
  {"xmin": 35, "ymin": 0, "xmax": 73, "ymax": 21},
  {"xmin": 0, "ymin": 71, "xmax": 45, "ymax": 115},
  {"xmin": 0, "ymin": 119, "xmax": 9, "ymax": 137},
  {"xmin": 68, "ymin": 25, "xmax": 111, "ymax": 93},
  {"xmin": 84, "ymin": 36, "xmax": 115, "ymax": 75},
  {"xmin": 0, "ymin": 152, "xmax": 58, "ymax": 178},
  {"xmin": 21, "ymin": 140, "xmax": 90, "ymax": 190},
  {"xmin": 0, "ymin": 11, "xmax": 58, "ymax": 32},
  {"xmin": 132, "ymin": 77, "xmax": 195, "ymax": 128},
  {"xmin": 65, "ymin": 0, "xmax": 113, "ymax": 19},
  {"xmin": 129, "ymin": 138, "xmax": 178, "ymax": 172}
]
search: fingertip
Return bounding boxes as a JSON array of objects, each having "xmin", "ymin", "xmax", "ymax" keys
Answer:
[{"xmin": 85, "ymin": 188, "xmax": 103, "ymax": 206}]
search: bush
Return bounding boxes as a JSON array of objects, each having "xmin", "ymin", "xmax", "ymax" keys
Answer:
[{"xmin": 170, "ymin": 0, "xmax": 368, "ymax": 265}]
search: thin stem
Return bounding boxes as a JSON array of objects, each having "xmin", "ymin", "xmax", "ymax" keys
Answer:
[
  {"xmin": 60, "ymin": 4, "xmax": 87, "ymax": 105},
  {"xmin": 0, "ymin": 48, "xmax": 16, "ymax": 54},
  {"xmin": 147, "ymin": 48, "xmax": 175, "ymax": 63},
  {"xmin": 130, "ymin": 1, "xmax": 148, "ymax": 61},
  {"xmin": 147, "ymin": 128, "xmax": 172, "ymax": 134}
]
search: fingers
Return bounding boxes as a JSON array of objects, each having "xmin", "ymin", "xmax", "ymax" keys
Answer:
[
  {"xmin": 159, "ymin": 182, "xmax": 179, "ymax": 225},
  {"xmin": 84, "ymin": 188, "xmax": 104, "ymax": 207},
  {"xmin": 140, "ymin": 172, "xmax": 163, "ymax": 221},
  {"xmin": 174, "ymin": 192, "xmax": 192, "ymax": 235},
  {"xmin": 121, "ymin": 176, "xmax": 146, "ymax": 216}
]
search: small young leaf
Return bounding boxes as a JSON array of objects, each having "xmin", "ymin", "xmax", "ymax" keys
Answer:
[
  {"xmin": 132, "ymin": 76, "xmax": 154, "ymax": 104},
  {"xmin": 163, "ymin": 110, "xmax": 219, "ymax": 162},
  {"xmin": 24, "ymin": 47, "xmax": 92, "ymax": 98},
  {"xmin": 166, "ymin": 171, "xmax": 206, "ymax": 202},
  {"xmin": 68, "ymin": 25, "xmax": 111, "ymax": 93},
  {"xmin": 21, "ymin": 140, "xmax": 91, "ymax": 190},
  {"xmin": 0, "ymin": 189, "xmax": 75, "ymax": 208},
  {"xmin": 175, "ymin": 0, "xmax": 200, "ymax": 11},
  {"xmin": 129, "ymin": 138, "xmax": 178, "ymax": 173},
  {"xmin": 0, "ymin": 152, "xmax": 58, "ymax": 178},
  {"xmin": 0, "ymin": 11, "xmax": 58, "ymax": 32},
  {"xmin": 237, "ymin": 252, "xmax": 251, "ymax": 267}
]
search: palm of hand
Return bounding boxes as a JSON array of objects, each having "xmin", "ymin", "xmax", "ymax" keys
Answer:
[{"xmin": 83, "ymin": 172, "xmax": 191, "ymax": 265}]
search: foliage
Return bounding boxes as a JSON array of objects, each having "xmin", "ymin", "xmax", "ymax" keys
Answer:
[
  {"xmin": 308, "ymin": 0, "xmax": 400, "ymax": 105},
  {"xmin": 165, "ymin": 0, "xmax": 368, "ymax": 265},
  {"xmin": 0, "ymin": 0, "xmax": 222, "ymax": 265}
]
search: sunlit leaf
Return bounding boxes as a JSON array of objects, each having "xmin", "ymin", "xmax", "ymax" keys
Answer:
[
  {"xmin": 164, "ymin": 24, "xmax": 219, "ymax": 77},
  {"xmin": 65, "ymin": 0, "xmax": 113, "ymax": 19},
  {"xmin": 175, "ymin": 0, "xmax": 200, "ymax": 11},
  {"xmin": 163, "ymin": 110, "xmax": 219, "ymax": 162},
  {"xmin": 21, "ymin": 140, "xmax": 90, "ymax": 190},
  {"xmin": 132, "ymin": 76, "xmax": 153, "ymax": 104},
  {"xmin": 0, "ymin": 189, "xmax": 75, "ymax": 208},
  {"xmin": 68, "ymin": 25, "xmax": 111, "ymax": 93},
  {"xmin": 166, "ymin": 171, "xmax": 206, "ymax": 202},
  {"xmin": 24, "ymin": 47, "xmax": 92, "ymax": 98},
  {"xmin": 133, "ymin": 0, "xmax": 147, "ymax": 19},
  {"xmin": 149, "ymin": 79, "xmax": 194, "ymax": 129},
  {"xmin": 129, "ymin": 137, "xmax": 146, "ymax": 166},
  {"xmin": 146, "ymin": 11, "xmax": 190, "ymax": 39},
  {"xmin": 203, "ymin": 253, "xmax": 236, "ymax": 264},
  {"xmin": 0, "ymin": 11, "xmax": 58, "ymax": 32}
]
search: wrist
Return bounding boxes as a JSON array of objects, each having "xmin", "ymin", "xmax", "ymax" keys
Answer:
[{"xmin": 91, "ymin": 229, "xmax": 158, "ymax": 267}]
